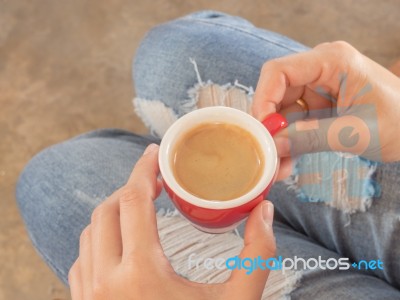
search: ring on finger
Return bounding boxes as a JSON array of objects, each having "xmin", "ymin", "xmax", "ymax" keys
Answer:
[{"xmin": 295, "ymin": 99, "xmax": 309, "ymax": 117}]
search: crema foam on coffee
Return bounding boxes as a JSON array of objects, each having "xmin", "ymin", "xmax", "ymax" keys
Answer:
[{"xmin": 172, "ymin": 122, "xmax": 264, "ymax": 201}]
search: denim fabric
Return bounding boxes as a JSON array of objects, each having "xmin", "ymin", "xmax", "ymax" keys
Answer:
[
  {"xmin": 16, "ymin": 11, "xmax": 400, "ymax": 299},
  {"xmin": 133, "ymin": 11, "xmax": 307, "ymax": 118}
]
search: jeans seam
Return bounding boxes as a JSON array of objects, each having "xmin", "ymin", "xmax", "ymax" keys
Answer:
[
  {"xmin": 182, "ymin": 17, "xmax": 306, "ymax": 53},
  {"xmin": 29, "ymin": 233, "xmax": 68, "ymax": 284}
]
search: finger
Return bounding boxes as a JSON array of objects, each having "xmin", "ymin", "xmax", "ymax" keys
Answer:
[
  {"xmin": 274, "ymin": 119, "xmax": 331, "ymax": 157},
  {"xmin": 285, "ymin": 87, "xmax": 334, "ymax": 112},
  {"xmin": 252, "ymin": 49, "xmax": 337, "ymax": 121},
  {"xmin": 156, "ymin": 177, "xmax": 163, "ymax": 197},
  {"xmin": 279, "ymin": 101, "xmax": 307, "ymax": 122},
  {"xmin": 68, "ymin": 261, "xmax": 82, "ymax": 300},
  {"xmin": 91, "ymin": 191, "xmax": 123, "ymax": 278},
  {"xmin": 126, "ymin": 143, "xmax": 161, "ymax": 194},
  {"xmin": 227, "ymin": 201, "xmax": 276, "ymax": 300},
  {"xmin": 275, "ymin": 114, "xmax": 374, "ymax": 157},
  {"xmin": 251, "ymin": 85, "xmax": 303, "ymax": 117},
  {"xmin": 274, "ymin": 138, "xmax": 296, "ymax": 180},
  {"xmin": 120, "ymin": 144, "xmax": 162, "ymax": 259},
  {"xmin": 79, "ymin": 226, "xmax": 93, "ymax": 299}
]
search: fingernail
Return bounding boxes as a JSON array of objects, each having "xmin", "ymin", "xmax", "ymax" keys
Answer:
[
  {"xmin": 143, "ymin": 143, "xmax": 158, "ymax": 155},
  {"xmin": 257, "ymin": 112, "xmax": 268, "ymax": 122},
  {"xmin": 262, "ymin": 201, "xmax": 274, "ymax": 226}
]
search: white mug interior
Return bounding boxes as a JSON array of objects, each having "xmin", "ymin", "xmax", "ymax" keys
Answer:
[{"xmin": 159, "ymin": 106, "xmax": 278, "ymax": 209}]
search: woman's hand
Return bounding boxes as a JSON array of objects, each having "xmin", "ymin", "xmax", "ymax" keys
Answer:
[
  {"xmin": 252, "ymin": 41, "xmax": 400, "ymax": 179},
  {"xmin": 68, "ymin": 144, "xmax": 276, "ymax": 300}
]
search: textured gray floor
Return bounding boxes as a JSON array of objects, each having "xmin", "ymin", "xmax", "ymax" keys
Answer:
[{"xmin": 1, "ymin": 1, "xmax": 399, "ymax": 299}]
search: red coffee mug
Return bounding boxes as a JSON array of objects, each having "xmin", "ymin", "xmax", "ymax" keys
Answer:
[{"xmin": 159, "ymin": 107, "xmax": 287, "ymax": 233}]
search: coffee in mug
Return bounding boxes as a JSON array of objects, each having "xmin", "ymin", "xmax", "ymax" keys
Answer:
[
  {"xmin": 159, "ymin": 107, "xmax": 288, "ymax": 233},
  {"xmin": 172, "ymin": 122, "xmax": 264, "ymax": 201}
]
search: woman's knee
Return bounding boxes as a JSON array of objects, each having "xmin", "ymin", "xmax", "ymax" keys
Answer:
[
  {"xmin": 132, "ymin": 11, "xmax": 255, "ymax": 105},
  {"xmin": 16, "ymin": 144, "xmax": 87, "ymax": 285}
]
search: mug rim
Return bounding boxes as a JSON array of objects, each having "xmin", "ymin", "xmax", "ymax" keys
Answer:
[{"xmin": 159, "ymin": 106, "xmax": 277, "ymax": 209}]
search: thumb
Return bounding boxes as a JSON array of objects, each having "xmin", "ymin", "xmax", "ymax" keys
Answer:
[
  {"xmin": 275, "ymin": 115, "xmax": 375, "ymax": 158},
  {"xmin": 226, "ymin": 201, "xmax": 276, "ymax": 300}
]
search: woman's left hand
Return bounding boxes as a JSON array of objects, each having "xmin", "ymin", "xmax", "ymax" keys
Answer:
[{"xmin": 68, "ymin": 144, "xmax": 276, "ymax": 300}]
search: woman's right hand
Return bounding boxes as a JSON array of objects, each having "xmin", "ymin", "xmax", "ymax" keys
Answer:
[
  {"xmin": 69, "ymin": 144, "xmax": 276, "ymax": 300},
  {"xmin": 252, "ymin": 41, "xmax": 400, "ymax": 178}
]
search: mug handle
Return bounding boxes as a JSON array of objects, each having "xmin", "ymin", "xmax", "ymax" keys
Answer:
[{"xmin": 261, "ymin": 113, "xmax": 288, "ymax": 136}]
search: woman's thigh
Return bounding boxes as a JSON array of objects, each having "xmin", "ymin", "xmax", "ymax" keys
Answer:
[
  {"xmin": 16, "ymin": 129, "xmax": 174, "ymax": 285},
  {"xmin": 132, "ymin": 10, "xmax": 308, "ymax": 137}
]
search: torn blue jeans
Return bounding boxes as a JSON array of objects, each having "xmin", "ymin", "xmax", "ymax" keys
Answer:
[{"xmin": 16, "ymin": 11, "xmax": 400, "ymax": 299}]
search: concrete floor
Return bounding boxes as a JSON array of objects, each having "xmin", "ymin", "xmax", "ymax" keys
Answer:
[{"xmin": 1, "ymin": 1, "xmax": 399, "ymax": 299}]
